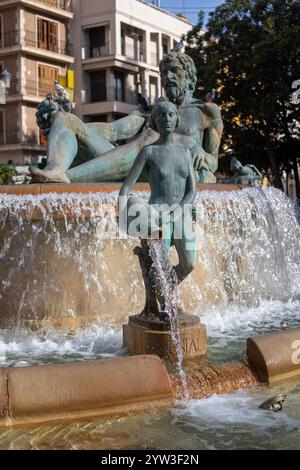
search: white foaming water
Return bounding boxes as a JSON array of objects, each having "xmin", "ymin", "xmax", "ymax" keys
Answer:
[
  {"xmin": 0, "ymin": 325, "xmax": 124, "ymax": 367},
  {"xmin": 149, "ymin": 240, "xmax": 189, "ymax": 399},
  {"xmin": 193, "ymin": 187, "xmax": 300, "ymax": 307},
  {"xmin": 0, "ymin": 187, "xmax": 300, "ymax": 450},
  {"xmin": 0, "ymin": 186, "xmax": 299, "ymax": 364},
  {"xmin": 172, "ymin": 386, "xmax": 300, "ymax": 450},
  {"xmin": 202, "ymin": 298, "xmax": 300, "ymax": 337}
]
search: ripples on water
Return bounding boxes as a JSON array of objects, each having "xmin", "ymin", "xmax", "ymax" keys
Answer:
[{"xmin": 0, "ymin": 187, "xmax": 299, "ymax": 449}]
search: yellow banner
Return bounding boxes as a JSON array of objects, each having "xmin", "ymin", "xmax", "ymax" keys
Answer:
[
  {"xmin": 58, "ymin": 75, "xmax": 67, "ymax": 88},
  {"xmin": 67, "ymin": 70, "xmax": 74, "ymax": 90}
]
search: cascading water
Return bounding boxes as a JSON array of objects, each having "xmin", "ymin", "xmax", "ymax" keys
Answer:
[
  {"xmin": 193, "ymin": 187, "xmax": 300, "ymax": 307},
  {"xmin": 148, "ymin": 240, "xmax": 189, "ymax": 400},
  {"xmin": 0, "ymin": 187, "xmax": 299, "ymax": 362},
  {"xmin": 0, "ymin": 186, "xmax": 300, "ymax": 450}
]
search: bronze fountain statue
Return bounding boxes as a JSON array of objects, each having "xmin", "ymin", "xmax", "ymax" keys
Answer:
[
  {"xmin": 119, "ymin": 98, "xmax": 207, "ymax": 360},
  {"xmin": 31, "ymin": 52, "xmax": 223, "ymax": 185}
]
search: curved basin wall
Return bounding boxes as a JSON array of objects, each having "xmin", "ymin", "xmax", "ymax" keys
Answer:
[{"xmin": 0, "ymin": 184, "xmax": 299, "ymax": 329}]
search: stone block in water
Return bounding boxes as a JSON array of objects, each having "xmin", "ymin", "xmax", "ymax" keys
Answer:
[
  {"xmin": 123, "ymin": 314, "xmax": 207, "ymax": 360},
  {"xmin": 247, "ymin": 328, "xmax": 300, "ymax": 383},
  {"xmin": 0, "ymin": 355, "xmax": 173, "ymax": 426}
]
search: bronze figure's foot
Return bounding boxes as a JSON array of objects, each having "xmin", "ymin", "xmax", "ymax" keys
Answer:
[
  {"xmin": 159, "ymin": 311, "xmax": 170, "ymax": 322},
  {"xmin": 30, "ymin": 167, "xmax": 71, "ymax": 184}
]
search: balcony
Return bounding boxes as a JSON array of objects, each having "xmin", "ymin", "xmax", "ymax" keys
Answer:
[
  {"xmin": 37, "ymin": 0, "xmax": 72, "ymax": 11},
  {"xmin": 151, "ymin": 51, "xmax": 158, "ymax": 67},
  {"xmin": 0, "ymin": 1, "xmax": 73, "ymax": 19},
  {"xmin": 122, "ymin": 44, "xmax": 145, "ymax": 63},
  {"xmin": 0, "ymin": 30, "xmax": 19, "ymax": 48},
  {"xmin": 0, "ymin": 29, "xmax": 73, "ymax": 61},
  {"xmin": 83, "ymin": 84, "xmax": 138, "ymax": 117},
  {"xmin": 125, "ymin": 89, "xmax": 138, "ymax": 106},
  {"xmin": 82, "ymin": 44, "xmax": 110, "ymax": 60},
  {"xmin": 25, "ymin": 30, "xmax": 72, "ymax": 56},
  {"xmin": 0, "ymin": 129, "xmax": 40, "ymax": 146},
  {"xmin": 83, "ymin": 100, "xmax": 137, "ymax": 118},
  {"xmin": 5, "ymin": 78, "xmax": 58, "ymax": 100},
  {"xmin": 26, "ymin": 79, "xmax": 57, "ymax": 98},
  {"xmin": 7, "ymin": 78, "xmax": 20, "ymax": 95}
]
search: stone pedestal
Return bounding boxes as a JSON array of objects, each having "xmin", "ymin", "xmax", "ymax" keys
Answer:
[{"xmin": 123, "ymin": 314, "xmax": 207, "ymax": 361}]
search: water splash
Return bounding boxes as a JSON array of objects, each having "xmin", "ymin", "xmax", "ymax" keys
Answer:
[
  {"xmin": 193, "ymin": 187, "xmax": 300, "ymax": 308},
  {"xmin": 149, "ymin": 240, "xmax": 189, "ymax": 399},
  {"xmin": 0, "ymin": 187, "xmax": 299, "ymax": 329},
  {"xmin": 0, "ymin": 324, "xmax": 124, "ymax": 367},
  {"xmin": 172, "ymin": 387, "xmax": 300, "ymax": 450}
]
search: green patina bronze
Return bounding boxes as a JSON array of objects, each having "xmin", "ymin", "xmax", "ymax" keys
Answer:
[
  {"xmin": 119, "ymin": 98, "xmax": 197, "ymax": 284},
  {"xmin": 31, "ymin": 52, "xmax": 223, "ymax": 184},
  {"xmin": 119, "ymin": 98, "xmax": 198, "ymax": 320},
  {"xmin": 32, "ymin": 95, "xmax": 154, "ymax": 183},
  {"xmin": 224, "ymin": 157, "xmax": 262, "ymax": 185}
]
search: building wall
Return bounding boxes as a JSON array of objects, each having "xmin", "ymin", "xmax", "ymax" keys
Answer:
[
  {"xmin": 23, "ymin": 8, "xmax": 35, "ymax": 32},
  {"xmin": 0, "ymin": 102, "xmax": 17, "ymax": 140},
  {"xmin": 24, "ymin": 104, "xmax": 39, "ymax": 144},
  {"xmin": 24, "ymin": 56, "xmax": 66, "ymax": 73},
  {"xmin": 0, "ymin": 1, "xmax": 74, "ymax": 165},
  {"xmin": 23, "ymin": 8, "xmax": 68, "ymax": 44},
  {"xmin": 0, "ymin": 54, "xmax": 19, "ymax": 93},
  {"xmin": 0, "ymin": 7, "xmax": 17, "ymax": 38},
  {"xmin": 72, "ymin": 0, "xmax": 192, "ymax": 121}
]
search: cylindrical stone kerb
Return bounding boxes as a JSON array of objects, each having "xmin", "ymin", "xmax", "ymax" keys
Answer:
[
  {"xmin": 247, "ymin": 328, "xmax": 300, "ymax": 383},
  {"xmin": 0, "ymin": 355, "xmax": 173, "ymax": 426}
]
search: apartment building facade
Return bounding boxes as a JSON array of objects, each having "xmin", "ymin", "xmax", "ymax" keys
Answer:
[
  {"xmin": 72, "ymin": 0, "xmax": 192, "ymax": 123},
  {"xmin": 0, "ymin": 0, "xmax": 74, "ymax": 164}
]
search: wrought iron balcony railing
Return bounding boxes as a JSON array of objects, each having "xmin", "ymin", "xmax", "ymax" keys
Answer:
[
  {"xmin": 88, "ymin": 85, "xmax": 139, "ymax": 106},
  {"xmin": 0, "ymin": 30, "xmax": 73, "ymax": 56},
  {"xmin": 25, "ymin": 30, "xmax": 72, "ymax": 56},
  {"xmin": 151, "ymin": 51, "xmax": 158, "ymax": 66},
  {"xmin": 36, "ymin": 0, "xmax": 72, "ymax": 12},
  {"xmin": 0, "ymin": 30, "xmax": 19, "ymax": 48},
  {"xmin": 82, "ymin": 44, "xmax": 110, "ymax": 60},
  {"xmin": 4, "ymin": 78, "xmax": 56, "ymax": 98},
  {"xmin": 0, "ymin": 130, "xmax": 39, "ymax": 146},
  {"xmin": 26, "ymin": 79, "xmax": 56, "ymax": 97},
  {"xmin": 121, "ymin": 43, "xmax": 145, "ymax": 62}
]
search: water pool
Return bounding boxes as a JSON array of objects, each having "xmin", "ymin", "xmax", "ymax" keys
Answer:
[{"xmin": 0, "ymin": 298, "xmax": 299, "ymax": 450}]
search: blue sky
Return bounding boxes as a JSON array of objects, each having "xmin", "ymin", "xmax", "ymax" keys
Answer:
[{"xmin": 154, "ymin": 1, "xmax": 225, "ymax": 24}]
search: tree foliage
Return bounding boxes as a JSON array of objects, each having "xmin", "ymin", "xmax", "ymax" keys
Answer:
[
  {"xmin": 185, "ymin": 0, "xmax": 300, "ymax": 192},
  {"xmin": 0, "ymin": 163, "xmax": 15, "ymax": 185}
]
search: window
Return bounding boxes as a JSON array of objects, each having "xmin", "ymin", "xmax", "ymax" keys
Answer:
[
  {"xmin": 38, "ymin": 64, "xmax": 58, "ymax": 96},
  {"xmin": 138, "ymin": 35, "xmax": 144, "ymax": 62},
  {"xmin": 150, "ymin": 77, "xmax": 158, "ymax": 105},
  {"xmin": 37, "ymin": 18, "xmax": 58, "ymax": 53},
  {"xmin": 0, "ymin": 14, "xmax": 3, "ymax": 47},
  {"xmin": 0, "ymin": 109, "xmax": 5, "ymax": 145},
  {"xmin": 114, "ymin": 71, "xmax": 124, "ymax": 102},
  {"xmin": 0, "ymin": 65, "xmax": 5, "ymax": 105},
  {"xmin": 89, "ymin": 114, "xmax": 107, "ymax": 123},
  {"xmin": 39, "ymin": 129, "xmax": 47, "ymax": 145},
  {"xmin": 121, "ymin": 30, "xmax": 125, "ymax": 55},
  {"xmin": 89, "ymin": 26, "xmax": 105, "ymax": 58},
  {"xmin": 90, "ymin": 71, "xmax": 106, "ymax": 102}
]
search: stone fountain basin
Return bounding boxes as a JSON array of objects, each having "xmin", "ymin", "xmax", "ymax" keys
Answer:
[{"xmin": 0, "ymin": 183, "xmax": 246, "ymax": 330}]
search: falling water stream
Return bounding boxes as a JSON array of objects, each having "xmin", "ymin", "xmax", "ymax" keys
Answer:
[
  {"xmin": 148, "ymin": 240, "xmax": 189, "ymax": 400},
  {"xmin": 0, "ymin": 187, "xmax": 300, "ymax": 449}
]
